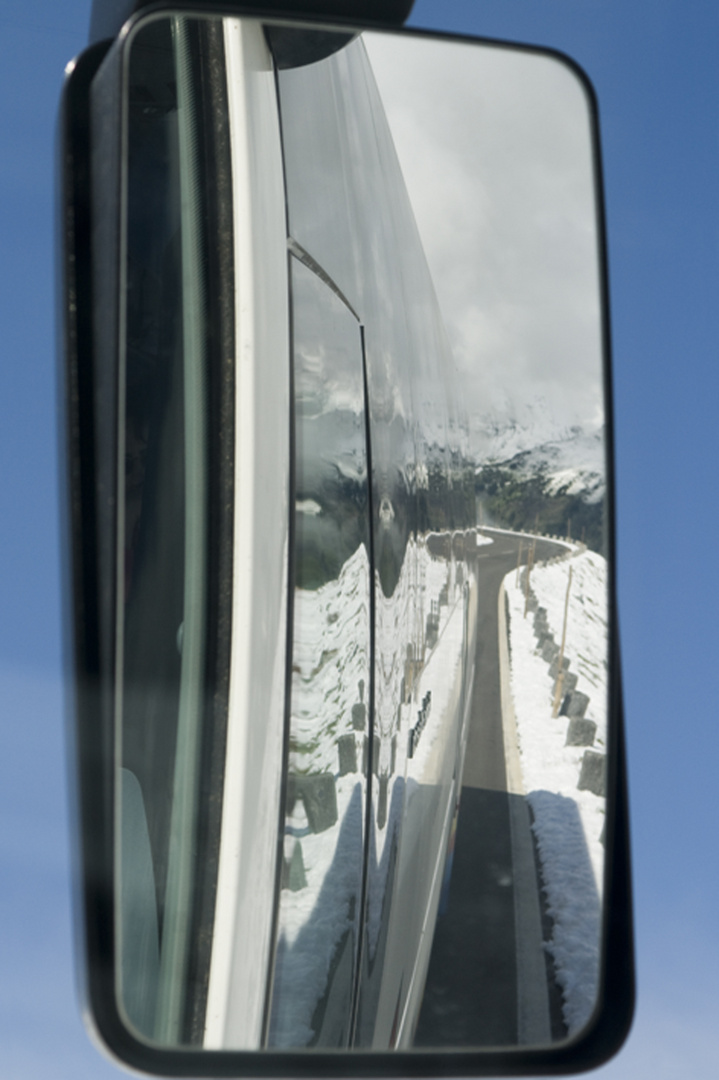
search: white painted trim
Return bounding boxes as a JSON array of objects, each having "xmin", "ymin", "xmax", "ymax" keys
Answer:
[{"xmin": 204, "ymin": 18, "xmax": 290, "ymax": 1049}]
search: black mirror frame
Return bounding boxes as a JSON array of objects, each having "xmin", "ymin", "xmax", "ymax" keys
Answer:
[{"xmin": 59, "ymin": 2, "xmax": 634, "ymax": 1074}]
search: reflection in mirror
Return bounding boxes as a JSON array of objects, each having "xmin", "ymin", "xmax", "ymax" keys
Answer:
[
  {"xmin": 110, "ymin": 12, "xmax": 607, "ymax": 1055},
  {"xmin": 268, "ymin": 255, "xmax": 370, "ymax": 1048}
]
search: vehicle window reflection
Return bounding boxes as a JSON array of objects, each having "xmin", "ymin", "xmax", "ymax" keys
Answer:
[{"xmin": 268, "ymin": 256, "xmax": 370, "ymax": 1048}]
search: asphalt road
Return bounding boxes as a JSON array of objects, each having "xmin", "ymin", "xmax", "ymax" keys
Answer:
[{"xmin": 414, "ymin": 529, "xmax": 569, "ymax": 1048}]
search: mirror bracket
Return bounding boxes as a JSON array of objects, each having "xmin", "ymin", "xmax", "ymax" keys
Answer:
[{"xmin": 89, "ymin": 0, "xmax": 415, "ymax": 45}]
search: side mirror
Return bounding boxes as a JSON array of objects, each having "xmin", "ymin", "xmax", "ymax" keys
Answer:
[{"xmin": 59, "ymin": 5, "xmax": 632, "ymax": 1075}]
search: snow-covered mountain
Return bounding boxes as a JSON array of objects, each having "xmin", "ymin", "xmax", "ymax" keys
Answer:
[{"xmin": 472, "ymin": 400, "xmax": 605, "ymax": 505}]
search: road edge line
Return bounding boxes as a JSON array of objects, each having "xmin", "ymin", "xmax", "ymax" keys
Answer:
[{"xmin": 498, "ymin": 578, "xmax": 552, "ymax": 1046}]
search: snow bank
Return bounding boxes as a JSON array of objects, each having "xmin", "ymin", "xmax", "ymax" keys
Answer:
[{"xmin": 504, "ymin": 546, "xmax": 608, "ymax": 1036}]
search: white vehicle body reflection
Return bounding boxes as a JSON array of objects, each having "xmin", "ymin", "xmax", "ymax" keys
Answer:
[{"xmin": 115, "ymin": 15, "xmax": 478, "ymax": 1051}]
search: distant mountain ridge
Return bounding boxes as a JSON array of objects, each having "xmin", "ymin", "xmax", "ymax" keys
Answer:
[
  {"xmin": 472, "ymin": 403, "xmax": 606, "ymax": 551},
  {"xmin": 473, "ymin": 401, "xmax": 605, "ymax": 505}
]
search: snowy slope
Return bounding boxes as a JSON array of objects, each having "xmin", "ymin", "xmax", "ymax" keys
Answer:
[{"xmin": 504, "ymin": 545, "xmax": 608, "ymax": 1037}]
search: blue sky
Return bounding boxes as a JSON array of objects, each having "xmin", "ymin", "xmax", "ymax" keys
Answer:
[{"xmin": 2, "ymin": 0, "xmax": 719, "ymax": 1076}]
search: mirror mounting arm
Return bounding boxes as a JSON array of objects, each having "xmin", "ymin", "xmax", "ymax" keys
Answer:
[{"xmin": 89, "ymin": 0, "xmax": 415, "ymax": 45}]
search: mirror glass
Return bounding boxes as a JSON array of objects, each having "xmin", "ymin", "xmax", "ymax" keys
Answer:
[{"xmin": 112, "ymin": 12, "xmax": 607, "ymax": 1053}]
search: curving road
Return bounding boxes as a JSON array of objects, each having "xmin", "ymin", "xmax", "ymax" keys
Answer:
[{"xmin": 414, "ymin": 528, "xmax": 570, "ymax": 1048}]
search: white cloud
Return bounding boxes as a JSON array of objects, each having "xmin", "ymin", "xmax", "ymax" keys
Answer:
[{"xmin": 364, "ymin": 31, "xmax": 604, "ymax": 439}]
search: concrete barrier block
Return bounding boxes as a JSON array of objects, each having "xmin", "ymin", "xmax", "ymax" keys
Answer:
[
  {"xmin": 563, "ymin": 672, "xmax": 578, "ymax": 693},
  {"xmin": 351, "ymin": 701, "xmax": 366, "ymax": 731},
  {"xmin": 565, "ymin": 718, "xmax": 597, "ymax": 747},
  {"xmin": 577, "ymin": 750, "xmax": 606, "ymax": 797},
  {"xmin": 283, "ymin": 841, "xmax": 307, "ymax": 892},
  {"xmin": 337, "ymin": 734, "xmax": 357, "ymax": 776},
  {"xmin": 373, "ymin": 737, "xmax": 382, "ymax": 777},
  {"xmin": 549, "ymin": 655, "xmax": 570, "ymax": 678},
  {"xmin": 560, "ymin": 689, "xmax": 590, "ymax": 719},
  {"xmin": 541, "ymin": 638, "xmax": 559, "ymax": 663},
  {"xmin": 377, "ymin": 775, "xmax": 388, "ymax": 831},
  {"xmin": 292, "ymin": 773, "xmax": 338, "ymax": 833}
]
